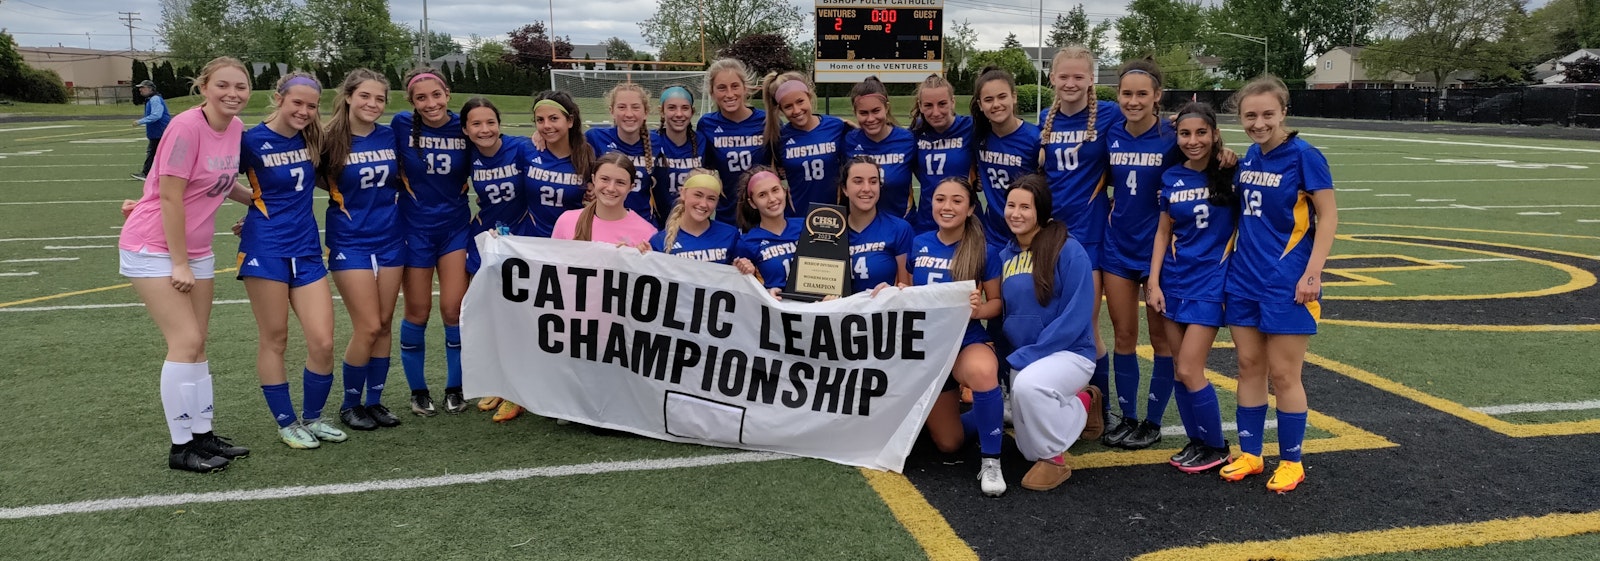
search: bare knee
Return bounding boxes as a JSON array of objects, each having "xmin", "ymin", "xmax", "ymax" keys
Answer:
[
  {"xmin": 257, "ymin": 327, "xmax": 289, "ymax": 356},
  {"xmin": 440, "ymin": 308, "xmax": 461, "ymax": 326},
  {"xmin": 931, "ymin": 430, "xmax": 964, "ymax": 454},
  {"xmin": 168, "ymin": 329, "xmax": 206, "ymax": 362},
  {"xmin": 305, "ymin": 332, "xmax": 335, "ymax": 364}
]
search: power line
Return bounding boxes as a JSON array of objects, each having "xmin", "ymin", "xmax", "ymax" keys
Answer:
[
  {"xmin": 119, "ymin": 12, "xmax": 141, "ymax": 54},
  {"xmin": 13, "ymin": 0, "xmax": 110, "ymax": 17}
]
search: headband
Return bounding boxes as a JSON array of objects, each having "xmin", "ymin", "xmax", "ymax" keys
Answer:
[
  {"xmin": 1175, "ymin": 112, "xmax": 1209, "ymax": 124},
  {"xmin": 1121, "ymin": 68, "xmax": 1152, "ymax": 77},
  {"xmin": 660, "ymin": 86, "xmax": 694, "ymax": 106},
  {"xmin": 279, "ymin": 76, "xmax": 321, "ymax": 94},
  {"xmin": 534, "ymin": 99, "xmax": 570, "ymax": 116},
  {"xmin": 682, "ymin": 173, "xmax": 721, "ymax": 193},
  {"xmin": 407, "ymin": 72, "xmax": 442, "ymax": 89},
  {"xmin": 775, "ymin": 80, "xmax": 810, "ymax": 105},
  {"xmin": 747, "ymin": 171, "xmax": 780, "ymax": 189}
]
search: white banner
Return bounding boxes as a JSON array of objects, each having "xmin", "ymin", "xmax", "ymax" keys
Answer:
[{"xmin": 461, "ymin": 234, "xmax": 972, "ymax": 472}]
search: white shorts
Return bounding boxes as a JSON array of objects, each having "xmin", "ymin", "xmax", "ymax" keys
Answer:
[{"xmin": 119, "ymin": 248, "xmax": 216, "ymax": 279}]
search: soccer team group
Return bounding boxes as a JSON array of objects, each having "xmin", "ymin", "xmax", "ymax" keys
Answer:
[{"xmin": 116, "ymin": 45, "xmax": 1336, "ymax": 497}]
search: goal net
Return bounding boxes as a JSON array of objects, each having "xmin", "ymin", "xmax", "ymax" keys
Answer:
[{"xmin": 550, "ymin": 69, "xmax": 711, "ymax": 127}]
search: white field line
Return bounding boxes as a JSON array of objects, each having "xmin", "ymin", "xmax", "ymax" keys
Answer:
[
  {"xmin": 0, "ymin": 272, "xmax": 39, "ymax": 277},
  {"xmin": 43, "ymin": 245, "xmax": 115, "ymax": 250},
  {"xmin": 0, "ymin": 235, "xmax": 119, "ymax": 242},
  {"xmin": 1, "ymin": 257, "xmax": 78, "ymax": 263},
  {"xmin": 1160, "ymin": 420, "xmax": 1278, "ymax": 438},
  {"xmin": 0, "ymin": 125, "xmax": 79, "ymax": 133},
  {"xmin": 1373, "ymin": 194, "xmax": 1412, "ymax": 197},
  {"xmin": 1339, "ymin": 178, "xmax": 1589, "ymax": 184},
  {"xmin": 1340, "ymin": 188, "xmax": 1372, "ymax": 192},
  {"xmin": 1580, "ymin": 219, "xmax": 1600, "ymax": 223},
  {"xmin": 0, "ymin": 178, "xmax": 139, "ymax": 183},
  {"xmin": 1472, "ymin": 400, "xmax": 1600, "ymax": 416},
  {"xmin": 0, "ymin": 292, "xmax": 435, "ymax": 312},
  {"xmin": 0, "ymin": 199, "xmax": 128, "ymax": 205},
  {"xmin": 1343, "ymin": 204, "xmax": 1600, "ymax": 211},
  {"xmin": 1415, "ymin": 199, "xmax": 1456, "ymax": 202},
  {"xmin": 1434, "ymin": 258, "xmax": 1515, "ymax": 263},
  {"xmin": 1220, "ymin": 128, "xmax": 1600, "ymax": 154},
  {"xmin": 0, "ymin": 451, "xmax": 791, "ymax": 520},
  {"xmin": 0, "ymin": 164, "xmax": 135, "ymax": 168},
  {"xmin": 1519, "ymin": 212, "xmax": 1562, "ymax": 216}
]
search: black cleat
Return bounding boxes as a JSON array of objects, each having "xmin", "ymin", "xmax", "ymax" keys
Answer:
[
  {"xmin": 1170, "ymin": 438, "xmax": 1205, "ymax": 466},
  {"xmin": 1101, "ymin": 417, "xmax": 1138, "ymax": 447},
  {"xmin": 191, "ymin": 432, "xmax": 250, "ymax": 459},
  {"xmin": 442, "ymin": 388, "xmax": 467, "ymax": 414},
  {"xmin": 366, "ymin": 403, "xmax": 402, "ymax": 427},
  {"xmin": 340, "ymin": 406, "xmax": 378, "ymax": 431},
  {"xmin": 169, "ymin": 442, "xmax": 229, "ymax": 473},
  {"xmin": 1120, "ymin": 420, "xmax": 1163, "ymax": 450},
  {"xmin": 409, "ymin": 390, "xmax": 438, "ymax": 417},
  {"xmin": 1176, "ymin": 442, "xmax": 1232, "ymax": 474}
]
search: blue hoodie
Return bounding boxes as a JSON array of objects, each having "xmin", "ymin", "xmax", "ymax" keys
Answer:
[
  {"xmin": 998, "ymin": 235, "xmax": 1098, "ymax": 368},
  {"xmin": 137, "ymin": 93, "xmax": 170, "ymax": 139}
]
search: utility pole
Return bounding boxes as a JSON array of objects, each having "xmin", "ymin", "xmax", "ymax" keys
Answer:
[
  {"xmin": 119, "ymin": 12, "xmax": 140, "ymax": 53},
  {"xmin": 421, "ymin": 0, "xmax": 430, "ymax": 64}
]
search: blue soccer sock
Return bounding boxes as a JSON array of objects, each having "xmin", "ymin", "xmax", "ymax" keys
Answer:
[
  {"xmin": 1173, "ymin": 382, "xmax": 1199, "ymax": 440},
  {"xmin": 1237, "ymin": 404, "xmax": 1269, "ymax": 456},
  {"xmin": 400, "ymin": 320, "xmax": 427, "ymax": 391},
  {"xmin": 971, "ymin": 387, "xmax": 1004, "ymax": 457},
  {"xmin": 1113, "ymin": 352, "xmax": 1140, "ymax": 419},
  {"xmin": 1145, "ymin": 355, "xmax": 1175, "ymax": 425},
  {"xmin": 444, "ymin": 324, "xmax": 463, "ymax": 390},
  {"xmin": 340, "ymin": 361, "xmax": 367, "ymax": 409},
  {"xmin": 959, "ymin": 410, "xmax": 979, "ymax": 444},
  {"xmin": 302, "ymin": 369, "xmax": 333, "ymax": 421},
  {"xmin": 1090, "ymin": 353, "xmax": 1110, "ymax": 415},
  {"xmin": 261, "ymin": 383, "xmax": 296, "ymax": 428},
  {"xmin": 366, "ymin": 356, "xmax": 391, "ymax": 406},
  {"xmin": 1277, "ymin": 409, "xmax": 1308, "ymax": 462},
  {"xmin": 1191, "ymin": 384, "xmax": 1227, "ymax": 449}
]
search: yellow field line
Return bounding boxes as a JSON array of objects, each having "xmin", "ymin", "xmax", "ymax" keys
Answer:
[
  {"xmin": 1134, "ymin": 509, "xmax": 1600, "ymax": 561},
  {"xmin": 859, "ymin": 468, "xmax": 977, "ymax": 561},
  {"xmin": 1321, "ymin": 319, "xmax": 1600, "ymax": 332},
  {"xmin": 1342, "ymin": 221, "xmax": 1600, "ymax": 240},
  {"xmin": 1326, "ymin": 235, "xmax": 1596, "ymax": 301},
  {"xmin": 1303, "ymin": 352, "xmax": 1600, "ymax": 438},
  {"xmin": 0, "ymin": 267, "xmax": 239, "ymax": 309}
]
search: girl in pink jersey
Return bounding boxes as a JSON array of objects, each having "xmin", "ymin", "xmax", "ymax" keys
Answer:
[
  {"xmin": 118, "ymin": 56, "xmax": 254, "ymax": 473},
  {"xmin": 552, "ymin": 152, "xmax": 660, "ymax": 245}
]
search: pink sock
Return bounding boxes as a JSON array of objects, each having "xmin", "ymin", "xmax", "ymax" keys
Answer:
[
  {"xmin": 1049, "ymin": 453, "xmax": 1065, "ymax": 465},
  {"xmin": 1075, "ymin": 390, "xmax": 1092, "ymax": 410}
]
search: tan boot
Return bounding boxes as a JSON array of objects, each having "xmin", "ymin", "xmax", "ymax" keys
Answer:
[
  {"xmin": 1020, "ymin": 454, "xmax": 1073, "ymax": 491},
  {"xmin": 1079, "ymin": 386, "xmax": 1105, "ymax": 441}
]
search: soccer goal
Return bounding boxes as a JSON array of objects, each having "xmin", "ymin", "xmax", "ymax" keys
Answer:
[{"xmin": 550, "ymin": 69, "xmax": 711, "ymax": 127}]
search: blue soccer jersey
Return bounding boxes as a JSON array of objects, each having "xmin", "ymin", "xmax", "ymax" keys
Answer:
[
  {"xmin": 999, "ymin": 237, "xmax": 1098, "ymax": 367},
  {"xmin": 911, "ymin": 231, "xmax": 1001, "ymax": 346},
  {"xmin": 523, "ymin": 147, "xmax": 587, "ymax": 238},
  {"xmin": 326, "ymin": 127, "xmax": 402, "ymax": 254},
  {"xmin": 239, "ymin": 123, "xmax": 320, "ymax": 258},
  {"xmin": 1041, "ymin": 101, "xmax": 1122, "ymax": 246},
  {"xmin": 848, "ymin": 212, "xmax": 914, "ymax": 290},
  {"xmin": 1228, "ymin": 136, "xmax": 1335, "ymax": 302},
  {"xmin": 844, "ymin": 126, "xmax": 917, "ymax": 221},
  {"xmin": 390, "ymin": 111, "xmax": 471, "ymax": 232},
  {"xmin": 468, "ymin": 134, "xmax": 536, "ymax": 236},
  {"xmin": 651, "ymin": 129, "xmax": 705, "ymax": 212},
  {"xmin": 1158, "ymin": 166, "xmax": 1236, "ymax": 301},
  {"xmin": 912, "ymin": 115, "xmax": 976, "ymax": 232},
  {"xmin": 779, "ymin": 114, "xmax": 850, "ymax": 213},
  {"xmin": 735, "ymin": 218, "xmax": 804, "ymax": 289},
  {"xmin": 698, "ymin": 108, "xmax": 769, "ymax": 222},
  {"xmin": 587, "ymin": 127, "xmax": 660, "ymax": 224},
  {"xmin": 650, "ymin": 221, "xmax": 740, "ymax": 264},
  {"xmin": 975, "ymin": 121, "xmax": 1042, "ymax": 246},
  {"xmin": 1103, "ymin": 119, "xmax": 1184, "ymax": 277}
]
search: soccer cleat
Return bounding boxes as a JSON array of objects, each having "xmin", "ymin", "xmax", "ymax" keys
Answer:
[
  {"xmin": 278, "ymin": 421, "xmax": 321, "ymax": 449},
  {"xmin": 1020, "ymin": 455, "xmax": 1073, "ymax": 491},
  {"xmin": 303, "ymin": 418, "xmax": 348, "ymax": 443},
  {"xmin": 131, "ymin": 173, "xmax": 147, "ymax": 181},
  {"xmin": 340, "ymin": 406, "xmax": 378, "ymax": 431},
  {"xmin": 1120, "ymin": 420, "xmax": 1163, "ymax": 450},
  {"xmin": 1170, "ymin": 438, "xmax": 1204, "ymax": 466},
  {"xmin": 1101, "ymin": 417, "xmax": 1138, "ymax": 448},
  {"xmin": 443, "ymin": 390, "xmax": 467, "ymax": 414},
  {"xmin": 1267, "ymin": 460, "xmax": 1306, "ymax": 493},
  {"xmin": 978, "ymin": 457, "xmax": 1006, "ymax": 497},
  {"xmin": 1220, "ymin": 453, "xmax": 1266, "ymax": 481},
  {"xmin": 366, "ymin": 403, "xmax": 402, "ymax": 427},
  {"xmin": 168, "ymin": 442, "xmax": 229, "ymax": 473},
  {"xmin": 1178, "ymin": 444, "xmax": 1232, "ymax": 474},
  {"xmin": 409, "ymin": 392, "xmax": 438, "ymax": 417},
  {"xmin": 492, "ymin": 400, "xmax": 523, "ymax": 423},
  {"xmin": 1079, "ymin": 386, "xmax": 1106, "ymax": 441},
  {"xmin": 477, "ymin": 396, "xmax": 502, "ymax": 411},
  {"xmin": 191, "ymin": 432, "xmax": 249, "ymax": 460}
]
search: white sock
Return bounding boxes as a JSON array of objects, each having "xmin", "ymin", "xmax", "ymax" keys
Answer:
[
  {"xmin": 185, "ymin": 361, "xmax": 215, "ymax": 435},
  {"xmin": 160, "ymin": 361, "xmax": 193, "ymax": 445}
]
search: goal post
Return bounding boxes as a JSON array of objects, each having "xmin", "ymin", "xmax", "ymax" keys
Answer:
[{"xmin": 550, "ymin": 68, "xmax": 712, "ymax": 126}]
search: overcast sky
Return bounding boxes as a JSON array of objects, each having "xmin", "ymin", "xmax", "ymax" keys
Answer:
[{"xmin": 3, "ymin": 0, "xmax": 1131, "ymax": 53}]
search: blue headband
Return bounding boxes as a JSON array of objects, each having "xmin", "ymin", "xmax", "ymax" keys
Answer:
[
  {"xmin": 660, "ymin": 86, "xmax": 694, "ymax": 106},
  {"xmin": 279, "ymin": 76, "xmax": 321, "ymax": 94}
]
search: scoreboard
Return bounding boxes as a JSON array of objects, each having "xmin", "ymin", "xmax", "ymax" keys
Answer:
[{"xmin": 814, "ymin": 0, "xmax": 944, "ymax": 84}]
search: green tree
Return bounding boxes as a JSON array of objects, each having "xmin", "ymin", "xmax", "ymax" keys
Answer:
[
  {"xmin": 1200, "ymin": 0, "xmax": 1378, "ymax": 81},
  {"xmin": 159, "ymin": 0, "xmax": 313, "ymax": 67},
  {"xmin": 1114, "ymin": 0, "xmax": 1204, "ymax": 59},
  {"xmin": 603, "ymin": 37, "xmax": 637, "ymax": 69},
  {"xmin": 640, "ymin": 0, "xmax": 803, "ymax": 63},
  {"xmin": 466, "ymin": 35, "xmax": 509, "ymax": 66},
  {"xmin": 0, "ymin": 32, "xmax": 69, "ymax": 103},
  {"xmin": 505, "ymin": 22, "xmax": 574, "ymax": 72},
  {"xmin": 418, "ymin": 31, "xmax": 462, "ymax": 60},
  {"xmin": 945, "ymin": 20, "xmax": 979, "ymax": 89},
  {"xmin": 1565, "ymin": 54, "xmax": 1600, "ymax": 82},
  {"xmin": 970, "ymin": 48, "xmax": 1036, "ymax": 85},
  {"xmin": 1002, "ymin": 33, "xmax": 1022, "ymax": 50},
  {"xmin": 303, "ymin": 0, "xmax": 413, "ymax": 70},
  {"xmin": 1153, "ymin": 45, "xmax": 1212, "ymax": 89},
  {"xmin": 1363, "ymin": 0, "xmax": 1521, "ymax": 88},
  {"xmin": 719, "ymin": 33, "xmax": 796, "ymax": 77},
  {"xmin": 1048, "ymin": 4, "xmax": 1112, "ymax": 54}
]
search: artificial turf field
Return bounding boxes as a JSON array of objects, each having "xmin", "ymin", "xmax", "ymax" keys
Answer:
[{"xmin": 1, "ymin": 101, "xmax": 1598, "ymax": 560}]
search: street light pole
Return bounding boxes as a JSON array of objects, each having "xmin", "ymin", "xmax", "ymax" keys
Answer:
[{"xmin": 1219, "ymin": 32, "xmax": 1268, "ymax": 77}]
